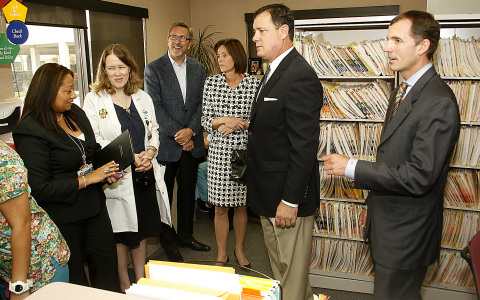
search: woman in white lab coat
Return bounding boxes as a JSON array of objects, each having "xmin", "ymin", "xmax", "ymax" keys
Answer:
[{"xmin": 83, "ymin": 44, "xmax": 170, "ymax": 292}]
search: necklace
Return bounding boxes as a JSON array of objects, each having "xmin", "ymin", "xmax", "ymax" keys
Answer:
[
  {"xmin": 57, "ymin": 114, "xmax": 64, "ymax": 122},
  {"xmin": 114, "ymin": 93, "xmax": 131, "ymax": 113},
  {"xmin": 64, "ymin": 118, "xmax": 87, "ymax": 165}
]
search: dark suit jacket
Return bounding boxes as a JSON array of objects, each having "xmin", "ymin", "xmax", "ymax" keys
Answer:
[
  {"xmin": 247, "ymin": 48, "xmax": 323, "ymax": 217},
  {"xmin": 355, "ymin": 66, "xmax": 461, "ymax": 270},
  {"xmin": 144, "ymin": 52, "xmax": 206, "ymax": 162},
  {"xmin": 12, "ymin": 104, "xmax": 106, "ymax": 225}
]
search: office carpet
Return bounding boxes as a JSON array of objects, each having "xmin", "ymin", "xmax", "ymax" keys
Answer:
[{"xmin": 146, "ymin": 209, "xmax": 373, "ymax": 300}]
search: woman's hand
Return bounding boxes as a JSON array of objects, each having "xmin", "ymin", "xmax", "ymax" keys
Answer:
[
  {"xmin": 134, "ymin": 152, "xmax": 153, "ymax": 172},
  {"xmin": 217, "ymin": 124, "xmax": 234, "ymax": 137},
  {"xmin": 222, "ymin": 117, "xmax": 248, "ymax": 131},
  {"xmin": 212, "ymin": 117, "xmax": 248, "ymax": 137},
  {"xmin": 81, "ymin": 161, "xmax": 119, "ymax": 189}
]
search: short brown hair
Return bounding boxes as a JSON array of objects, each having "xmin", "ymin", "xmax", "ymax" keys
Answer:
[
  {"xmin": 214, "ymin": 39, "xmax": 248, "ymax": 74},
  {"xmin": 168, "ymin": 21, "xmax": 193, "ymax": 39},
  {"xmin": 254, "ymin": 4, "xmax": 294, "ymax": 41},
  {"xmin": 91, "ymin": 44, "xmax": 143, "ymax": 96},
  {"xmin": 20, "ymin": 63, "xmax": 77, "ymax": 131},
  {"xmin": 391, "ymin": 10, "xmax": 440, "ymax": 61}
]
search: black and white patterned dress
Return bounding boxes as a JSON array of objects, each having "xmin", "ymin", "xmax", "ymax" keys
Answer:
[{"xmin": 201, "ymin": 73, "xmax": 260, "ymax": 207}]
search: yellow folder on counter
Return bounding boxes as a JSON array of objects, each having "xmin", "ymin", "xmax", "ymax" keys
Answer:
[
  {"xmin": 145, "ymin": 260, "xmax": 235, "ymax": 278},
  {"xmin": 137, "ymin": 278, "xmax": 239, "ymax": 300}
]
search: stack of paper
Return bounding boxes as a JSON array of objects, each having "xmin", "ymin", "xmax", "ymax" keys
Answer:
[
  {"xmin": 446, "ymin": 80, "xmax": 480, "ymax": 122},
  {"xmin": 320, "ymin": 80, "xmax": 390, "ymax": 120},
  {"xmin": 434, "ymin": 36, "xmax": 480, "ymax": 77},
  {"xmin": 444, "ymin": 169, "xmax": 479, "ymax": 209},
  {"xmin": 315, "ymin": 200, "xmax": 366, "ymax": 239},
  {"xmin": 319, "ymin": 163, "xmax": 367, "ymax": 201},
  {"xmin": 318, "ymin": 122, "xmax": 382, "ymax": 162},
  {"xmin": 451, "ymin": 126, "xmax": 480, "ymax": 167},
  {"xmin": 125, "ymin": 261, "xmax": 280, "ymax": 300},
  {"xmin": 424, "ymin": 249, "xmax": 474, "ymax": 287},
  {"xmin": 310, "ymin": 237, "xmax": 374, "ymax": 276},
  {"xmin": 295, "ymin": 38, "xmax": 393, "ymax": 77},
  {"xmin": 238, "ymin": 275, "xmax": 280, "ymax": 300},
  {"xmin": 442, "ymin": 209, "xmax": 480, "ymax": 248}
]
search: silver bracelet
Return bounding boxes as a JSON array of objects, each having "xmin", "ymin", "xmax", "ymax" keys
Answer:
[{"xmin": 82, "ymin": 175, "xmax": 87, "ymax": 188}]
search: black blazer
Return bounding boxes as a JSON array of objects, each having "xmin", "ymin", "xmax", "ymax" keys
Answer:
[
  {"xmin": 355, "ymin": 66, "xmax": 461, "ymax": 270},
  {"xmin": 247, "ymin": 48, "xmax": 323, "ymax": 217},
  {"xmin": 13, "ymin": 104, "xmax": 106, "ymax": 224}
]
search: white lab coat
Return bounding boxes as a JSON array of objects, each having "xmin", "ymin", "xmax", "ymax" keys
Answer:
[{"xmin": 83, "ymin": 89, "xmax": 171, "ymax": 232}]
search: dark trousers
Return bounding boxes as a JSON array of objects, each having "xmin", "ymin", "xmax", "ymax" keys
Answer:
[
  {"xmin": 57, "ymin": 204, "xmax": 120, "ymax": 292},
  {"xmin": 374, "ymin": 262, "xmax": 428, "ymax": 300},
  {"xmin": 159, "ymin": 150, "xmax": 202, "ymax": 249}
]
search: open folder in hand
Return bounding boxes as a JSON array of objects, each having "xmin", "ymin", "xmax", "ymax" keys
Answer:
[{"xmin": 96, "ymin": 130, "xmax": 135, "ymax": 170}]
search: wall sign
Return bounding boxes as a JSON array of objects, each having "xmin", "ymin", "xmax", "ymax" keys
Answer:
[
  {"xmin": 2, "ymin": 0, "xmax": 27, "ymax": 23},
  {"xmin": 0, "ymin": 33, "xmax": 20, "ymax": 63},
  {"xmin": 6, "ymin": 20, "xmax": 27, "ymax": 44}
]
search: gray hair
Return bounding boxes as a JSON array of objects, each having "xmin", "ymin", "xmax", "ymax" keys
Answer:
[{"xmin": 168, "ymin": 21, "xmax": 194, "ymax": 39}]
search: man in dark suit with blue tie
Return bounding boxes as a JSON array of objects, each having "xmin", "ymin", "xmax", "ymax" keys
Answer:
[
  {"xmin": 247, "ymin": 4, "xmax": 323, "ymax": 300},
  {"xmin": 323, "ymin": 11, "xmax": 461, "ymax": 299},
  {"xmin": 144, "ymin": 21, "xmax": 210, "ymax": 262}
]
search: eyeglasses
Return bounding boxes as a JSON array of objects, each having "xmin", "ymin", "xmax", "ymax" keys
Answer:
[{"xmin": 168, "ymin": 35, "xmax": 190, "ymax": 42}]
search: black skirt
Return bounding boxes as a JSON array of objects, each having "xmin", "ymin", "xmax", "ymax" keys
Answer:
[{"xmin": 114, "ymin": 169, "xmax": 162, "ymax": 247}]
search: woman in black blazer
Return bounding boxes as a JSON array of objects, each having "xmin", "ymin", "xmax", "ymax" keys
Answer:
[{"xmin": 13, "ymin": 63, "xmax": 120, "ymax": 292}]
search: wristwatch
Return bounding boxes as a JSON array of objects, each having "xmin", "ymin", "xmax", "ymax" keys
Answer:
[{"xmin": 9, "ymin": 279, "xmax": 33, "ymax": 294}]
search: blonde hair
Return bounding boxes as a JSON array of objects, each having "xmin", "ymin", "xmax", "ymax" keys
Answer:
[{"xmin": 90, "ymin": 44, "xmax": 143, "ymax": 95}]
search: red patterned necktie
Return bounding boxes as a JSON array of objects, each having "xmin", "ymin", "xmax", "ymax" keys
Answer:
[{"xmin": 391, "ymin": 82, "xmax": 409, "ymax": 118}]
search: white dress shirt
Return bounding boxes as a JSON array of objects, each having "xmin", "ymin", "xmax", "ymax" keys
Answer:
[{"xmin": 168, "ymin": 52, "xmax": 187, "ymax": 103}]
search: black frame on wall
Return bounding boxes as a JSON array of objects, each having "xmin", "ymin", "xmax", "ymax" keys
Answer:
[{"xmin": 24, "ymin": 0, "xmax": 148, "ymax": 18}]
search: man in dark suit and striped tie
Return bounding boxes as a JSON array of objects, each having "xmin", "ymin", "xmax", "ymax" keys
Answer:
[{"xmin": 323, "ymin": 11, "xmax": 461, "ymax": 300}]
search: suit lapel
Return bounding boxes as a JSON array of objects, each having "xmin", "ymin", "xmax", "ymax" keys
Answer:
[
  {"xmin": 162, "ymin": 53, "xmax": 186, "ymax": 108},
  {"xmin": 379, "ymin": 67, "xmax": 436, "ymax": 145},
  {"xmin": 102, "ymin": 91, "xmax": 122, "ymax": 135},
  {"xmin": 250, "ymin": 49, "xmax": 299, "ymax": 122},
  {"xmin": 185, "ymin": 57, "xmax": 194, "ymax": 107}
]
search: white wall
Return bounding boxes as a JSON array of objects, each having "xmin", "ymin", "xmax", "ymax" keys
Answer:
[{"xmin": 428, "ymin": 0, "xmax": 480, "ymax": 14}]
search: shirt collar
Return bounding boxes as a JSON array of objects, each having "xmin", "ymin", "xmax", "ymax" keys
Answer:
[
  {"xmin": 168, "ymin": 51, "xmax": 187, "ymax": 68},
  {"xmin": 404, "ymin": 63, "xmax": 433, "ymax": 87},
  {"xmin": 267, "ymin": 46, "xmax": 294, "ymax": 80}
]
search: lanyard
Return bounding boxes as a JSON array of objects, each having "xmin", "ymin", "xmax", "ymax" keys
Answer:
[{"xmin": 62, "ymin": 114, "xmax": 87, "ymax": 166}]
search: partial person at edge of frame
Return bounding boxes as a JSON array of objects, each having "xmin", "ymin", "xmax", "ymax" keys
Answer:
[
  {"xmin": 323, "ymin": 10, "xmax": 461, "ymax": 300},
  {"xmin": 0, "ymin": 140, "xmax": 70, "ymax": 300}
]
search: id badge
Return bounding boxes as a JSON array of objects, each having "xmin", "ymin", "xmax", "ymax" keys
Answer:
[{"xmin": 77, "ymin": 163, "xmax": 94, "ymax": 177}]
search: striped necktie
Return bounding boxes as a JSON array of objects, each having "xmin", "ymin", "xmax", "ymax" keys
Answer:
[
  {"xmin": 259, "ymin": 65, "xmax": 271, "ymax": 91},
  {"xmin": 391, "ymin": 82, "xmax": 409, "ymax": 118},
  {"xmin": 255, "ymin": 65, "xmax": 271, "ymax": 102}
]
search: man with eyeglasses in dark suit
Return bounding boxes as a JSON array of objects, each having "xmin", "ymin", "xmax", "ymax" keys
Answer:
[{"xmin": 145, "ymin": 21, "xmax": 210, "ymax": 262}]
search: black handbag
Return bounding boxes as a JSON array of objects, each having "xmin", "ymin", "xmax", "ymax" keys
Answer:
[{"xmin": 230, "ymin": 149, "xmax": 247, "ymax": 183}]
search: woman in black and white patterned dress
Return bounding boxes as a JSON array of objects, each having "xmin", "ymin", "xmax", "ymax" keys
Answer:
[{"xmin": 202, "ymin": 39, "xmax": 260, "ymax": 266}]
